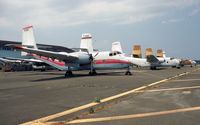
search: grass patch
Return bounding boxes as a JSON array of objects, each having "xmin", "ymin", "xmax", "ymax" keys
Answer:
[
  {"xmin": 88, "ymin": 84, "xmax": 96, "ymax": 87},
  {"xmin": 89, "ymin": 107, "xmax": 94, "ymax": 113},
  {"xmin": 94, "ymin": 97, "xmax": 101, "ymax": 103}
]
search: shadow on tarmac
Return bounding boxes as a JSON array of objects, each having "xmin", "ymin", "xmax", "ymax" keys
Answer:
[{"xmin": 31, "ymin": 71, "xmax": 127, "ymax": 82}]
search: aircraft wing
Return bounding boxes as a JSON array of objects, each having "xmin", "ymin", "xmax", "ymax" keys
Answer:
[
  {"xmin": 33, "ymin": 56, "xmax": 68, "ymax": 71},
  {"xmin": 0, "ymin": 58, "xmax": 21, "ymax": 63},
  {"xmin": 13, "ymin": 46, "xmax": 78, "ymax": 63},
  {"xmin": 2, "ymin": 57, "xmax": 43, "ymax": 63},
  {"xmin": 146, "ymin": 55, "xmax": 159, "ymax": 63}
]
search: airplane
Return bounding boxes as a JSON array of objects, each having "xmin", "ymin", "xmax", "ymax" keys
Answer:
[
  {"xmin": 182, "ymin": 59, "xmax": 197, "ymax": 67},
  {"xmin": 14, "ymin": 26, "xmax": 133, "ymax": 77},
  {"xmin": 191, "ymin": 60, "xmax": 197, "ymax": 67},
  {"xmin": 113, "ymin": 44, "xmax": 180, "ymax": 70}
]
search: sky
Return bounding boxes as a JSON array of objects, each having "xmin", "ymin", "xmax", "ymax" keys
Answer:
[{"xmin": 0, "ymin": 0, "xmax": 200, "ymax": 59}]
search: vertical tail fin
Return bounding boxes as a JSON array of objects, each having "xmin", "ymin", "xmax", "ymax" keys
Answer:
[
  {"xmin": 163, "ymin": 51, "xmax": 166, "ymax": 58},
  {"xmin": 21, "ymin": 25, "xmax": 37, "ymax": 56},
  {"xmin": 156, "ymin": 49, "xmax": 163, "ymax": 57},
  {"xmin": 132, "ymin": 45, "xmax": 142, "ymax": 58},
  {"xmin": 112, "ymin": 41, "xmax": 123, "ymax": 53},
  {"xmin": 145, "ymin": 48, "xmax": 153, "ymax": 58},
  {"xmin": 80, "ymin": 33, "xmax": 93, "ymax": 54}
]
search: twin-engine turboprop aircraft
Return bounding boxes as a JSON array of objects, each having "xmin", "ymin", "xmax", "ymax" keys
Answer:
[{"xmin": 14, "ymin": 26, "xmax": 132, "ymax": 77}]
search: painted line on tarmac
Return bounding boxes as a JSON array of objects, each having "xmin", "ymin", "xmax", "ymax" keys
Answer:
[
  {"xmin": 65, "ymin": 106, "xmax": 200, "ymax": 124},
  {"xmin": 20, "ymin": 68, "xmax": 200, "ymax": 125},
  {"xmin": 172, "ymin": 79, "xmax": 200, "ymax": 82},
  {"xmin": 137, "ymin": 85, "xmax": 200, "ymax": 93},
  {"xmin": 21, "ymin": 79, "xmax": 169, "ymax": 125}
]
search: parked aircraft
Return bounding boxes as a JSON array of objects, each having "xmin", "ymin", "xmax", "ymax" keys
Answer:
[
  {"xmin": 114, "ymin": 44, "xmax": 180, "ymax": 70},
  {"xmin": 182, "ymin": 59, "xmax": 197, "ymax": 67},
  {"xmin": 14, "ymin": 26, "xmax": 133, "ymax": 77}
]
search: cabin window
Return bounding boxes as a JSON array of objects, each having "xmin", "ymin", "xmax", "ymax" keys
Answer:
[
  {"xmin": 113, "ymin": 53, "xmax": 116, "ymax": 56},
  {"xmin": 109, "ymin": 53, "xmax": 113, "ymax": 56}
]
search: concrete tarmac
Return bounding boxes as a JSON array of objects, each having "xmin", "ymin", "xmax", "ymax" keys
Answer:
[{"xmin": 0, "ymin": 66, "xmax": 199, "ymax": 125}]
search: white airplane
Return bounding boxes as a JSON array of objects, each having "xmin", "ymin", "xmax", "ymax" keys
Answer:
[
  {"xmin": 111, "ymin": 42, "xmax": 180, "ymax": 70},
  {"xmin": 191, "ymin": 60, "xmax": 197, "ymax": 67},
  {"xmin": 14, "ymin": 26, "xmax": 133, "ymax": 77}
]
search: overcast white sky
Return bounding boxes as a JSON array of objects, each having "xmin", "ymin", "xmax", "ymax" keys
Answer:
[{"xmin": 0, "ymin": 0, "xmax": 200, "ymax": 59}]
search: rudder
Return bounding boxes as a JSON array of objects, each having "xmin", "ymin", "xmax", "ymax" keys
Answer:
[
  {"xmin": 112, "ymin": 41, "xmax": 123, "ymax": 53},
  {"xmin": 156, "ymin": 49, "xmax": 163, "ymax": 57},
  {"xmin": 80, "ymin": 33, "xmax": 93, "ymax": 54},
  {"xmin": 132, "ymin": 45, "xmax": 142, "ymax": 58},
  {"xmin": 21, "ymin": 25, "xmax": 37, "ymax": 56},
  {"xmin": 145, "ymin": 48, "xmax": 153, "ymax": 58}
]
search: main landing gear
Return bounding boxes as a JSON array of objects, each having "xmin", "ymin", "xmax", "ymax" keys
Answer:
[
  {"xmin": 150, "ymin": 66, "xmax": 157, "ymax": 70},
  {"xmin": 65, "ymin": 70, "xmax": 73, "ymax": 77},
  {"xmin": 125, "ymin": 66, "xmax": 132, "ymax": 75},
  {"xmin": 89, "ymin": 69, "xmax": 97, "ymax": 76}
]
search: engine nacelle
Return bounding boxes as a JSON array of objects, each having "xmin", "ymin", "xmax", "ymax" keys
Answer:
[{"xmin": 157, "ymin": 58, "xmax": 165, "ymax": 63}]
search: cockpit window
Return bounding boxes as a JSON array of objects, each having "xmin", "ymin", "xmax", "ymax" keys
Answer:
[
  {"xmin": 72, "ymin": 48, "xmax": 88, "ymax": 53},
  {"xmin": 117, "ymin": 52, "xmax": 121, "ymax": 54},
  {"xmin": 109, "ymin": 51, "xmax": 121, "ymax": 56}
]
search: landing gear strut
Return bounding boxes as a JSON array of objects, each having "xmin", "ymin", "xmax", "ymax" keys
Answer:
[{"xmin": 125, "ymin": 66, "xmax": 132, "ymax": 75}]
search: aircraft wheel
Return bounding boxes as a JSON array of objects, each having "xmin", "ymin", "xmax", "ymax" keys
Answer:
[
  {"xmin": 150, "ymin": 66, "xmax": 156, "ymax": 70},
  {"xmin": 89, "ymin": 71, "xmax": 97, "ymax": 76},
  {"xmin": 125, "ymin": 71, "xmax": 132, "ymax": 75},
  {"xmin": 89, "ymin": 69, "xmax": 97, "ymax": 76},
  {"xmin": 65, "ymin": 71, "xmax": 73, "ymax": 77}
]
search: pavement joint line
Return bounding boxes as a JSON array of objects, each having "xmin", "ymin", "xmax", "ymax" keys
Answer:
[
  {"xmin": 65, "ymin": 106, "xmax": 200, "ymax": 124},
  {"xmin": 20, "ymin": 68, "xmax": 200, "ymax": 125}
]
